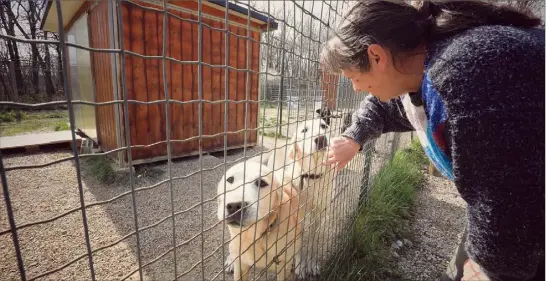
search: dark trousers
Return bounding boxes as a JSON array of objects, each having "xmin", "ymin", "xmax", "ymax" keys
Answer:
[{"xmin": 439, "ymin": 228, "xmax": 545, "ymax": 281}]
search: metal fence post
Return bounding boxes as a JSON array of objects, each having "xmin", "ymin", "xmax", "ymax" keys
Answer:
[
  {"xmin": 276, "ymin": 24, "xmax": 286, "ymax": 136},
  {"xmin": 390, "ymin": 132, "xmax": 401, "ymax": 161},
  {"xmin": 359, "ymin": 140, "xmax": 375, "ymax": 206}
]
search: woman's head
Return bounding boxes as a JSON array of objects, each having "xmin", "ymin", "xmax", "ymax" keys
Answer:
[{"xmin": 320, "ymin": 0, "xmax": 542, "ymax": 101}]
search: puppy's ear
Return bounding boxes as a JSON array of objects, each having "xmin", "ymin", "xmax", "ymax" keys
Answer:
[
  {"xmin": 315, "ymin": 108, "xmax": 322, "ymax": 114},
  {"xmin": 288, "ymin": 142, "xmax": 299, "ymax": 161},
  {"xmin": 288, "ymin": 144, "xmax": 295, "ymax": 160}
]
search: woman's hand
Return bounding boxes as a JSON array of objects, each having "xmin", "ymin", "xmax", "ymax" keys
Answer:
[{"xmin": 322, "ymin": 136, "xmax": 361, "ymax": 172}]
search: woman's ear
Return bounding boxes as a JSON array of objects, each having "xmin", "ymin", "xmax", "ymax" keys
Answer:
[{"xmin": 368, "ymin": 44, "xmax": 388, "ymax": 71}]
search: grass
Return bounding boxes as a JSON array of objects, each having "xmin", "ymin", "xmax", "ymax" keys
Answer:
[
  {"xmin": 321, "ymin": 140, "xmax": 427, "ymax": 281},
  {"xmin": 258, "ymin": 130, "xmax": 288, "ymax": 139},
  {"xmin": 82, "ymin": 155, "xmax": 116, "ymax": 184},
  {"xmin": 0, "ymin": 110, "xmax": 69, "ymax": 136},
  {"xmin": 257, "ymin": 110, "xmax": 289, "ymax": 139},
  {"xmin": 54, "ymin": 121, "xmax": 71, "ymax": 131}
]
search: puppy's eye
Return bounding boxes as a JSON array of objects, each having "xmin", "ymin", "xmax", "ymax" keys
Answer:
[
  {"xmin": 301, "ymin": 128, "xmax": 307, "ymax": 133},
  {"xmin": 320, "ymin": 124, "xmax": 328, "ymax": 129},
  {"xmin": 226, "ymin": 176, "xmax": 234, "ymax": 184},
  {"xmin": 255, "ymin": 179, "xmax": 268, "ymax": 188}
]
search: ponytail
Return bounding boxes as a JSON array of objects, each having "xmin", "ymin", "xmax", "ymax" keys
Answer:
[{"xmin": 416, "ymin": 0, "xmax": 542, "ymax": 41}]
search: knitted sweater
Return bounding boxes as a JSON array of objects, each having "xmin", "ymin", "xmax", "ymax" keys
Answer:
[{"xmin": 342, "ymin": 25, "xmax": 544, "ymax": 281}]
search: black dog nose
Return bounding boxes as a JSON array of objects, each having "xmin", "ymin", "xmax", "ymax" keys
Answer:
[
  {"xmin": 314, "ymin": 135, "xmax": 328, "ymax": 150},
  {"xmin": 225, "ymin": 202, "xmax": 247, "ymax": 224},
  {"xmin": 226, "ymin": 202, "xmax": 245, "ymax": 215}
]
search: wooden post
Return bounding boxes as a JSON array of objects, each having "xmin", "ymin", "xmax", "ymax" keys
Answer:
[{"xmin": 9, "ymin": 60, "xmax": 22, "ymax": 123}]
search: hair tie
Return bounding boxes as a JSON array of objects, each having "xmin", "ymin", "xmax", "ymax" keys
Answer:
[{"xmin": 419, "ymin": 0, "xmax": 431, "ymax": 17}]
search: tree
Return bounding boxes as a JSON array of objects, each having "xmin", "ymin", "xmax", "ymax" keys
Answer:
[
  {"xmin": 11, "ymin": 0, "xmax": 55, "ymax": 98},
  {"xmin": 0, "ymin": 1, "xmax": 24, "ymax": 101}
]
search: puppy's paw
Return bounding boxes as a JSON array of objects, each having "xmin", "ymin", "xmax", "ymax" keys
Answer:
[
  {"xmin": 306, "ymin": 259, "xmax": 321, "ymax": 276},
  {"xmin": 224, "ymin": 254, "xmax": 234, "ymax": 273},
  {"xmin": 294, "ymin": 259, "xmax": 307, "ymax": 279}
]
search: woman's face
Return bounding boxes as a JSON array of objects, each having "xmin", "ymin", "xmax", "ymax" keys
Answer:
[{"xmin": 342, "ymin": 44, "xmax": 424, "ymax": 102}]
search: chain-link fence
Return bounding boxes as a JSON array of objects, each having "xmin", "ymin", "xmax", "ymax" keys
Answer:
[{"xmin": 0, "ymin": 1, "xmax": 411, "ymax": 280}]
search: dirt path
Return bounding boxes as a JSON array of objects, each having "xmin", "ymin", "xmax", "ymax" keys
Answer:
[{"xmin": 392, "ymin": 172, "xmax": 467, "ymax": 281}]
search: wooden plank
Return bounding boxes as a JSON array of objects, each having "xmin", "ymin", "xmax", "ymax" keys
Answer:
[
  {"xmin": 144, "ymin": 7, "xmax": 162, "ymax": 160},
  {"xmin": 89, "ymin": 1, "xmax": 117, "ymax": 153},
  {"xmin": 0, "ymin": 132, "xmax": 82, "ymax": 150},
  {"xmin": 210, "ymin": 19, "xmax": 223, "ymax": 148},
  {"xmin": 190, "ymin": 14, "xmax": 199, "ymax": 154},
  {"xmin": 249, "ymin": 30, "xmax": 260, "ymax": 144},
  {"xmin": 167, "ymin": 11, "xmax": 183, "ymax": 156},
  {"xmin": 122, "ymin": 3, "xmax": 137, "ymax": 160},
  {"xmin": 227, "ymin": 26, "xmax": 239, "ymax": 147},
  {"xmin": 201, "ymin": 19, "xmax": 213, "ymax": 150},
  {"xmin": 129, "ymin": 143, "xmax": 257, "ymax": 166},
  {"xmin": 236, "ymin": 26, "xmax": 246, "ymax": 145}
]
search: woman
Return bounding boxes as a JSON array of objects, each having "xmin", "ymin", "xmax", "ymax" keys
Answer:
[{"xmin": 319, "ymin": 1, "xmax": 544, "ymax": 281}]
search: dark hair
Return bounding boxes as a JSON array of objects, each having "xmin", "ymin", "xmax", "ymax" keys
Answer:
[{"xmin": 320, "ymin": 0, "xmax": 542, "ymax": 74}]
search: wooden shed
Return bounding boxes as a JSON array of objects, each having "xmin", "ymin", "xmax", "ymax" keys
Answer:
[
  {"xmin": 319, "ymin": 69, "xmax": 358, "ymax": 110},
  {"xmin": 41, "ymin": 0, "xmax": 277, "ymax": 165}
]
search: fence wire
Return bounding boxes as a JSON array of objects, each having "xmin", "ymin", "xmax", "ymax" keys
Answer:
[{"xmin": 0, "ymin": 1, "xmax": 411, "ymax": 281}]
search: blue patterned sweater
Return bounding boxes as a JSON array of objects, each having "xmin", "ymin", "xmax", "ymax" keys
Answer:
[{"xmin": 343, "ymin": 25, "xmax": 544, "ymax": 281}]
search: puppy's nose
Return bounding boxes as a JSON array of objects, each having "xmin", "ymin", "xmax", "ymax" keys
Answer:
[
  {"xmin": 314, "ymin": 135, "xmax": 328, "ymax": 150},
  {"xmin": 225, "ymin": 201, "xmax": 247, "ymax": 224},
  {"xmin": 226, "ymin": 202, "xmax": 245, "ymax": 215}
]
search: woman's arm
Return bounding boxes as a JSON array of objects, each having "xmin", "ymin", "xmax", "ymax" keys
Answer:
[
  {"xmin": 342, "ymin": 94, "xmax": 415, "ymax": 145},
  {"xmin": 429, "ymin": 25, "xmax": 545, "ymax": 281}
]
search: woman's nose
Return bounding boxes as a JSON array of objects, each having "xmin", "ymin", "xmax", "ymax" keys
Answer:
[{"xmin": 353, "ymin": 84, "xmax": 361, "ymax": 92}]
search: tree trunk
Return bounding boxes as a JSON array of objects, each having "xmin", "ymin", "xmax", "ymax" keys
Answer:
[
  {"xmin": 31, "ymin": 48, "xmax": 40, "ymax": 97},
  {"xmin": 43, "ymin": 32, "xmax": 56, "ymax": 100},
  {"xmin": 0, "ymin": 2, "xmax": 25, "ymax": 99},
  {"xmin": 56, "ymin": 44, "xmax": 64, "ymax": 93}
]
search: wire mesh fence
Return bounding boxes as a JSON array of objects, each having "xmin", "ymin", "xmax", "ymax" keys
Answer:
[{"xmin": 0, "ymin": 1, "xmax": 412, "ymax": 280}]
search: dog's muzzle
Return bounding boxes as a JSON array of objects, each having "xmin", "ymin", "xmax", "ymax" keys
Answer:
[
  {"xmin": 225, "ymin": 201, "xmax": 248, "ymax": 225},
  {"xmin": 314, "ymin": 135, "xmax": 328, "ymax": 150}
]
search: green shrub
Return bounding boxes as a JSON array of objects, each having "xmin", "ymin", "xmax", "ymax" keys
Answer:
[
  {"xmin": 0, "ymin": 111, "xmax": 16, "ymax": 123},
  {"xmin": 83, "ymin": 155, "xmax": 115, "ymax": 184}
]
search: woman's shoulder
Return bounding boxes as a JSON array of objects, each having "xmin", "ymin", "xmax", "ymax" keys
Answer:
[
  {"xmin": 426, "ymin": 25, "xmax": 544, "ymax": 110},
  {"xmin": 426, "ymin": 25, "xmax": 544, "ymax": 75}
]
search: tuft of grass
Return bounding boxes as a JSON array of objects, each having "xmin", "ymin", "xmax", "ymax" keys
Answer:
[
  {"xmin": 258, "ymin": 130, "xmax": 288, "ymax": 139},
  {"xmin": 321, "ymin": 139, "xmax": 426, "ymax": 281},
  {"xmin": 54, "ymin": 121, "xmax": 71, "ymax": 131},
  {"xmin": 82, "ymin": 155, "xmax": 116, "ymax": 184},
  {"xmin": 0, "ymin": 110, "xmax": 26, "ymax": 123}
]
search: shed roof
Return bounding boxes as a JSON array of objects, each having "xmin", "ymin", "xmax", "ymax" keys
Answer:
[{"xmin": 40, "ymin": 0, "xmax": 278, "ymax": 32}]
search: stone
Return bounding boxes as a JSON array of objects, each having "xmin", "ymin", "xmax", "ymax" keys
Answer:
[{"xmin": 403, "ymin": 238, "xmax": 413, "ymax": 247}]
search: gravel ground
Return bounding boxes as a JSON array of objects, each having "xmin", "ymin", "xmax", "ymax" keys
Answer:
[
  {"xmin": 0, "ymin": 110, "xmax": 407, "ymax": 281},
  {"xmin": 392, "ymin": 172, "xmax": 467, "ymax": 281}
]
